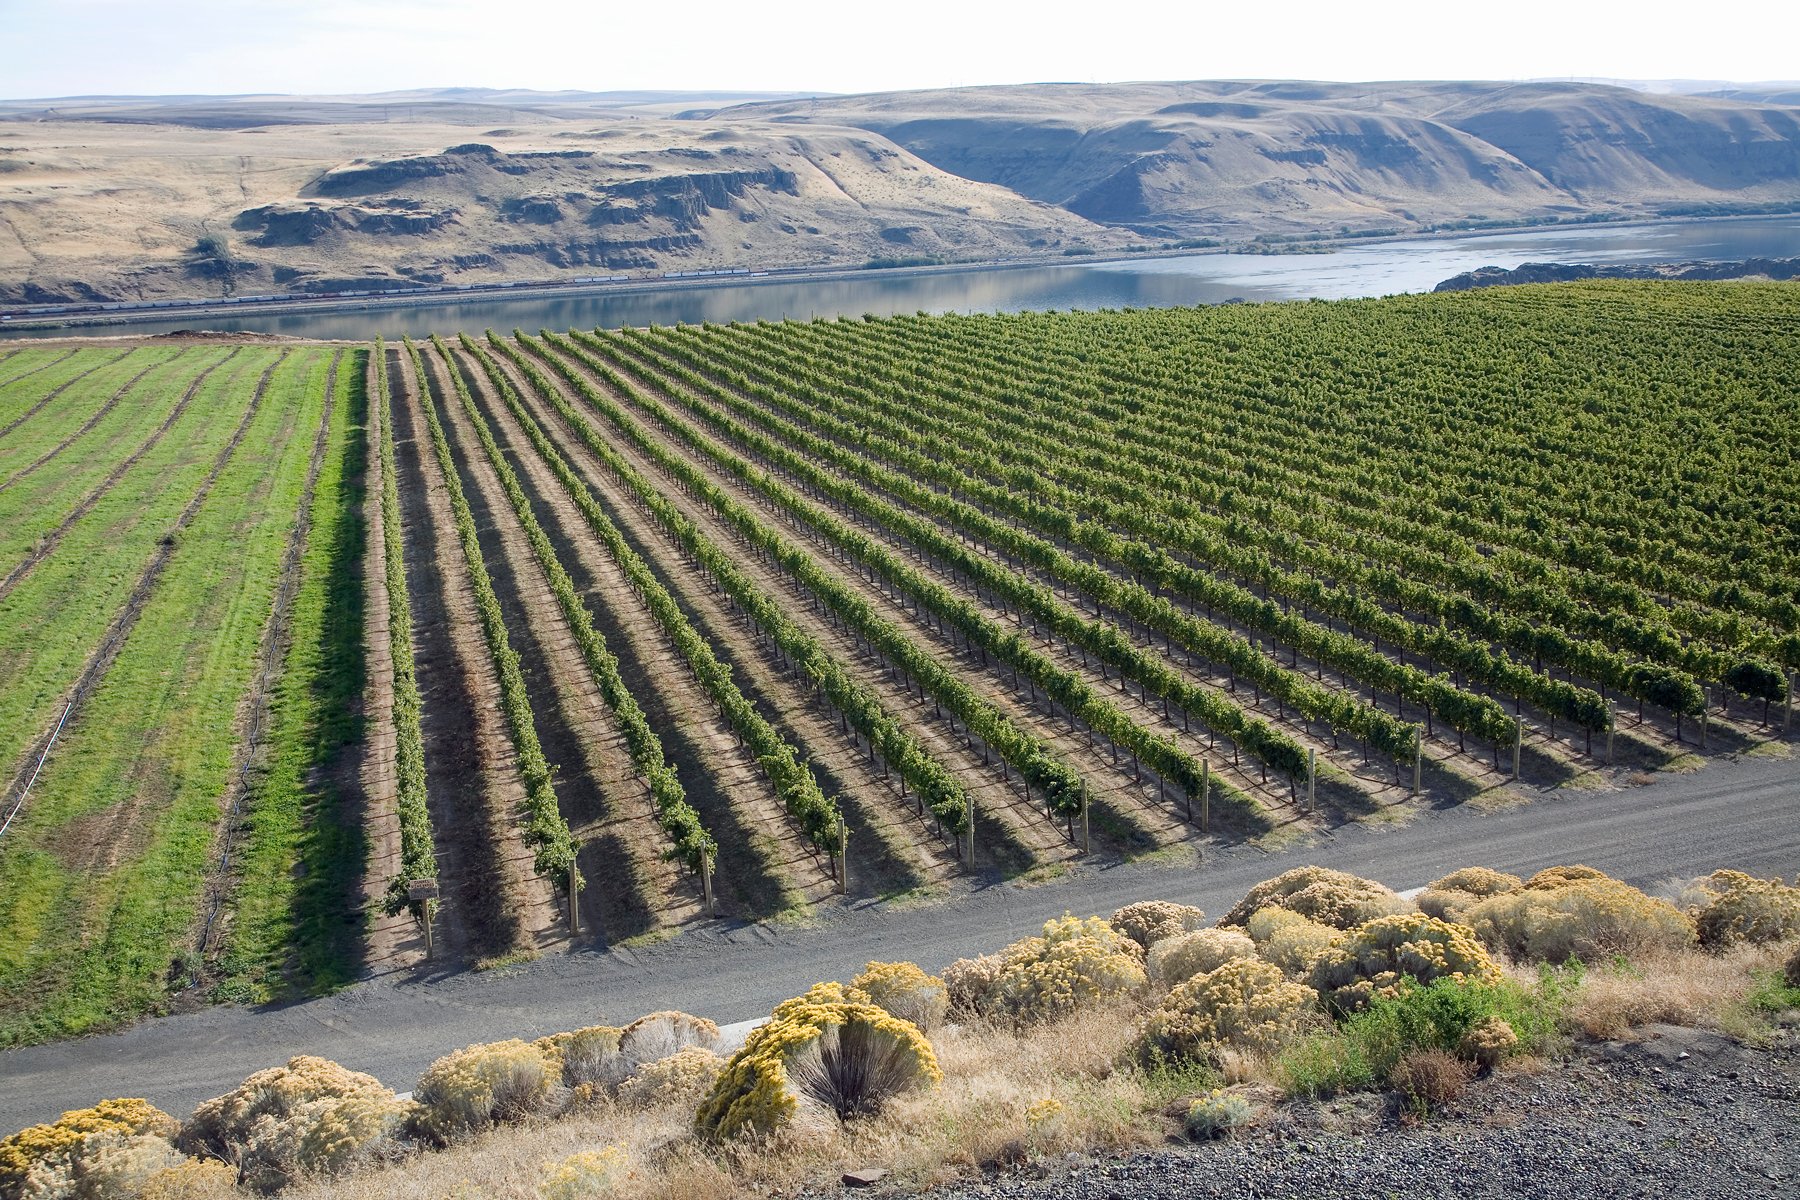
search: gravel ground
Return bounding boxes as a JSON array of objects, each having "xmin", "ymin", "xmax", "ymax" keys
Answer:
[{"xmin": 812, "ymin": 1025, "xmax": 1800, "ymax": 1200}]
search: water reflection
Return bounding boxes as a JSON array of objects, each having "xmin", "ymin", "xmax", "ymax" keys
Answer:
[{"xmin": 7, "ymin": 217, "xmax": 1798, "ymax": 342}]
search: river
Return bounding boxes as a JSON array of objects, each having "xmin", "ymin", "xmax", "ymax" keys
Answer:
[{"xmin": 7, "ymin": 216, "xmax": 1799, "ymax": 341}]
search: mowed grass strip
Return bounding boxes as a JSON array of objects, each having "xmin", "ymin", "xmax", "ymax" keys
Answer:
[
  {"xmin": 0, "ymin": 349, "xmax": 217, "ymax": 565},
  {"xmin": 0, "ymin": 346, "xmax": 179, "ymax": 477},
  {"xmin": 0, "ymin": 349, "xmax": 270, "ymax": 777},
  {"xmin": 0, "ymin": 348, "xmax": 131, "ymax": 438},
  {"xmin": 212, "ymin": 353, "xmax": 367, "ymax": 1002},
  {"xmin": 0, "ymin": 350, "xmax": 334, "ymax": 1046}
]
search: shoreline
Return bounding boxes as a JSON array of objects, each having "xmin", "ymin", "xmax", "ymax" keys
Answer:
[{"xmin": 2, "ymin": 209, "xmax": 1796, "ymax": 339}]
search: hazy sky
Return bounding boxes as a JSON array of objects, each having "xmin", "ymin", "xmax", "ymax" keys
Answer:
[{"xmin": 2, "ymin": 0, "xmax": 1790, "ymax": 99}]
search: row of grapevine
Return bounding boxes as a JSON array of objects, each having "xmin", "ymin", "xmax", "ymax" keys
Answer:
[
  {"xmin": 465, "ymin": 335, "xmax": 972, "ymax": 838},
  {"xmin": 528, "ymin": 330, "xmax": 1267, "ymax": 818},
  {"xmin": 755, "ymin": 316, "xmax": 1761, "ymax": 709},
  {"xmin": 401, "ymin": 339, "xmax": 580, "ymax": 890},
  {"xmin": 371, "ymin": 340, "xmax": 436, "ymax": 915},
  {"xmin": 430, "ymin": 337, "xmax": 717, "ymax": 874},
  {"xmin": 511, "ymin": 332, "xmax": 1107, "ymax": 821},
  {"xmin": 660, "ymin": 322, "xmax": 1610, "ymax": 734},
  {"xmin": 869, "ymin": 311, "xmax": 1794, "ymax": 660},
  {"xmin": 450, "ymin": 339, "xmax": 844, "ymax": 856},
  {"xmin": 600, "ymin": 328, "xmax": 1430, "ymax": 763}
]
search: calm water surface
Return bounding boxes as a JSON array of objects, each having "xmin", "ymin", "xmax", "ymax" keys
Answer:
[{"xmin": 9, "ymin": 217, "xmax": 1800, "ymax": 341}]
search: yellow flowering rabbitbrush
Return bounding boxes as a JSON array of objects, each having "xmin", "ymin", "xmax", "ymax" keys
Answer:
[
  {"xmin": 1463, "ymin": 876, "xmax": 1695, "ymax": 963},
  {"xmin": 413, "ymin": 1039, "xmax": 560, "ymax": 1141},
  {"xmin": 1109, "ymin": 901, "xmax": 1207, "ymax": 950},
  {"xmin": 1309, "ymin": 913, "xmax": 1501, "ymax": 1013},
  {"xmin": 1417, "ymin": 867, "xmax": 1523, "ymax": 923},
  {"xmin": 851, "ymin": 961, "xmax": 950, "ymax": 1032},
  {"xmin": 1149, "ymin": 928, "xmax": 1257, "ymax": 987},
  {"xmin": 695, "ymin": 991, "xmax": 940, "ymax": 1140},
  {"xmin": 981, "ymin": 915, "xmax": 1148, "ymax": 1024},
  {"xmin": 1220, "ymin": 867, "xmax": 1412, "ymax": 931},
  {"xmin": 0, "ymin": 1098, "xmax": 178, "ymax": 1198},
  {"xmin": 1140, "ymin": 959, "xmax": 1318, "ymax": 1064},
  {"xmin": 1246, "ymin": 907, "xmax": 1340, "ymax": 978},
  {"xmin": 1686, "ymin": 870, "xmax": 1800, "ymax": 949}
]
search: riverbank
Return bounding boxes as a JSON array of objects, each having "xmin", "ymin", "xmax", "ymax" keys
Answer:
[{"xmin": 7, "ymin": 210, "xmax": 1798, "ymax": 340}]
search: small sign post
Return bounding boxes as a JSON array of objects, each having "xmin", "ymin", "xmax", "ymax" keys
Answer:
[
  {"xmin": 408, "ymin": 878, "xmax": 439, "ymax": 961},
  {"xmin": 1305, "ymin": 748, "xmax": 1315, "ymax": 813},
  {"xmin": 701, "ymin": 847, "xmax": 715, "ymax": 917}
]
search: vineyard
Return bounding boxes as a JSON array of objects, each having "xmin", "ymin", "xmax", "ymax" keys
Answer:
[{"xmin": 0, "ymin": 280, "xmax": 1794, "ymax": 1044}]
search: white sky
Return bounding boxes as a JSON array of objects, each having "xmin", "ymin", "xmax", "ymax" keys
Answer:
[{"xmin": 1, "ymin": 0, "xmax": 1791, "ymax": 100}]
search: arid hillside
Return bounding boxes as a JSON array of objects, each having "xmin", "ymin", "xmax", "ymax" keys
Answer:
[
  {"xmin": 713, "ymin": 79, "xmax": 1800, "ymax": 236},
  {"xmin": 2, "ymin": 80, "xmax": 1797, "ymax": 303},
  {"xmin": 0, "ymin": 95, "xmax": 1120, "ymax": 304}
]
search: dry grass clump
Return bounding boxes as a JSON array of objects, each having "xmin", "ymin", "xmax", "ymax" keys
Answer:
[
  {"xmin": 949, "ymin": 916, "xmax": 1146, "ymax": 1024},
  {"xmin": 1245, "ymin": 908, "xmax": 1340, "ymax": 978},
  {"xmin": 1219, "ymin": 866, "xmax": 1413, "ymax": 931},
  {"xmin": 412, "ymin": 1040, "xmax": 559, "ymax": 1143},
  {"xmin": 138, "ymin": 1157, "xmax": 239, "ymax": 1199},
  {"xmin": 1109, "ymin": 901, "xmax": 1207, "ymax": 950},
  {"xmin": 851, "ymin": 962, "xmax": 950, "ymax": 1031},
  {"xmin": 1465, "ymin": 876, "xmax": 1695, "ymax": 963},
  {"xmin": 535, "ymin": 1026, "xmax": 625, "ymax": 1091},
  {"xmin": 1683, "ymin": 870, "xmax": 1800, "ymax": 949},
  {"xmin": 1389, "ymin": 1049, "xmax": 1472, "ymax": 1111},
  {"xmin": 1, "ymin": 1099, "xmax": 178, "ymax": 1199},
  {"xmin": 1309, "ymin": 914, "xmax": 1501, "ymax": 1014},
  {"xmin": 1148, "ymin": 929, "xmax": 1257, "ymax": 988},
  {"xmin": 1417, "ymin": 867, "xmax": 1523, "ymax": 922},
  {"xmin": 537, "ymin": 1145, "xmax": 628, "ymax": 1200},
  {"xmin": 1140, "ymin": 959, "xmax": 1319, "ymax": 1064},
  {"xmin": 694, "ymin": 991, "xmax": 940, "ymax": 1140},
  {"xmin": 1555, "ymin": 944, "xmax": 1787, "ymax": 1039},
  {"xmin": 618, "ymin": 1013, "xmax": 720, "ymax": 1071}
]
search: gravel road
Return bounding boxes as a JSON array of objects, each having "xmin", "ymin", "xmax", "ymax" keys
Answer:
[
  {"xmin": 1, "ymin": 753, "xmax": 1796, "ymax": 1131},
  {"xmin": 818, "ymin": 1024, "xmax": 1799, "ymax": 1200}
]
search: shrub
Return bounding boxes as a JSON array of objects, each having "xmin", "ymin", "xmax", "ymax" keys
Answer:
[
  {"xmin": 16, "ymin": 1130, "xmax": 183, "ymax": 1200},
  {"xmin": 538, "ymin": 1147, "xmax": 627, "ymax": 1200},
  {"xmin": 1389, "ymin": 1049, "xmax": 1471, "ymax": 1110},
  {"xmin": 1109, "ymin": 901, "xmax": 1207, "ymax": 950},
  {"xmin": 942, "ymin": 954, "xmax": 1003, "ymax": 1020},
  {"xmin": 413, "ymin": 1039, "xmax": 559, "ymax": 1142},
  {"xmin": 695, "ymin": 994, "xmax": 939, "ymax": 1140},
  {"xmin": 851, "ymin": 961, "xmax": 950, "ymax": 1031},
  {"xmin": 1149, "ymin": 929, "xmax": 1257, "ymax": 987},
  {"xmin": 1140, "ymin": 959, "xmax": 1318, "ymax": 1064},
  {"xmin": 1458, "ymin": 1016, "xmax": 1518, "ymax": 1070},
  {"xmin": 1686, "ymin": 870, "xmax": 1800, "ymax": 949},
  {"xmin": 1522, "ymin": 864, "xmax": 1610, "ymax": 890},
  {"xmin": 1464, "ymin": 878, "xmax": 1696, "ymax": 963},
  {"xmin": 1309, "ymin": 914, "xmax": 1502, "ymax": 1014},
  {"xmin": 1246, "ymin": 908, "xmax": 1340, "ymax": 977},
  {"xmin": 1220, "ymin": 866, "xmax": 1412, "ymax": 931},
  {"xmin": 535, "ymin": 1025, "xmax": 625, "ymax": 1090},
  {"xmin": 1417, "ymin": 867, "xmax": 1522, "ymax": 922},
  {"xmin": 617, "ymin": 1047, "xmax": 726, "ymax": 1110},
  {"xmin": 180, "ymin": 1056, "xmax": 388, "ymax": 1162},
  {"xmin": 1274, "ymin": 1031, "xmax": 1373, "ymax": 1098},
  {"xmin": 138, "ymin": 1158, "xmax": 239, "ymax": 1200},
  {"xmin": 617, "ymin": 1011, "xmax": 720, "ymax": 1073},
  {"xmin": 276, "ymin": 1095, "xmax": 412, "ymax": 1186},
  {"xmin": 1184, "ymin": 1089, "xmax": 1256, "ymax": 1139},
  {"xmin": 983, "ymin": 915, "xmax": 1148, "ymax": 1024},
  {"xmin": 2, "ymin": 1099, "xmax": 178, "ymax": 1200}
]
